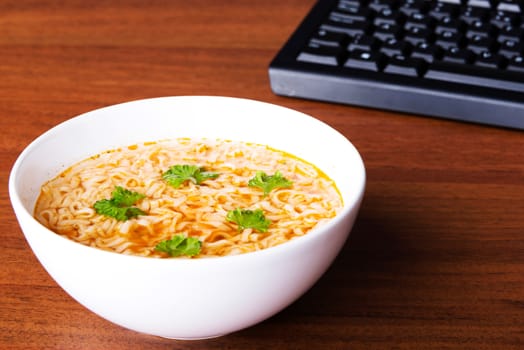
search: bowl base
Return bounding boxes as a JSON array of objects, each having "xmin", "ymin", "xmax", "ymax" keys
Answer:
[{"xmin": 160, "ymin": 333, "xmax": 227, "ymax": 341}]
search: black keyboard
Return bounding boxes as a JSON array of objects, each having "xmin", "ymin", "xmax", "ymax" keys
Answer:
[{"xmin": 269, "ymin": 0, "xmax": 524, "ymax": 130}]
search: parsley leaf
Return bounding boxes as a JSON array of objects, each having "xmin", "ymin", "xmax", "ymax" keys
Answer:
[
  {"xmin": 248, "ymin": 170, "xmax": 293, "ymax": 195},
  {"xmin": 226, "ymin": 208, "xmax": 271, "ymax": 232},
  {"xmin": 162, "ymin": 164, "xmax": 219, "ymax": 188},
  {"xmin": 111, "ymin": 186, "xmax": 146, "ymax": 207},
  {"xmin": 155, "ymin": 234, "xmax": 202, "ymax": 257},
  {"xmin": 93, "ymin": 186, "xmax": 146, "ymax": 221}
]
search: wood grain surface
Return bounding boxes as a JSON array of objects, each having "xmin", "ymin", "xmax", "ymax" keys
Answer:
[{"xmin": 1, "ymin": 1, "xmax": 524, "ymax": 349}]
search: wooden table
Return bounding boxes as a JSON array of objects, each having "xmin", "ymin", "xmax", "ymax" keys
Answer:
[{"xmin": 2, "ymin": 1, "xmax": 524, "ymax": 349}]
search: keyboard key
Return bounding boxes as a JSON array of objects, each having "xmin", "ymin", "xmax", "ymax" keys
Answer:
[
  {"xmin": 344, "ymin": 50, "xmax": 386, "ymax": 71},
  {"xmin": 474, "ymin": 51, "xmax": 507, "ymax": 68},
  {"xmin": 459, "ymin": 6, "xmax": 489, "ymax": 25},
  {"xmin": 435, "ymin": 17, "xmax": 466, "ymax": 35},
  {"xmin": 428, "ymin": 2, "xmax": 460, "ymax": 20},
  {"xmin": 435, "ymin": 31, "xmax": 465, "ymax": 49},
  {"xmin": 497, "ymin": 24, "xmax": 523, "ymax": 43},
  {"xmin": 425, "ymin": 61, "xmax": 524, "ymax": 92},
  {"xmin": 380, "ymin": 37, "xmax": 412, "ymax": 56},
  {"xmin": 404, "ymin": 26, "xmax": 434, "ymax": 45},
  {"xmin": 498, "ymin": 39, "xmax": 524, "ymax": 57},
  {"xmin": 441, "ymin": 47, "xmax": 475, "ymax": 63},
  {"xmin": 467, "ymin": 0, "xmax": 492, "ymax": 9},
  {"xmin": 466, "ymin": 20, "xmax": 498, "ymax": 39},
  {"xmin": 411, "ymin": 42, "xmax": 443, "ymax": 62},
  {"xmin": 310, "ymin": 30, "xmax": 350, "ymax": 47},
  {"xmin": 330, "ymin": 11, "xmax": 357, "ymax": 24},
  {"xmin": 398, "ymin": 0, "xmax": 429, "ymax": 16},
  {"xmin": 384, "ymin": 54, "xmax": 426, "ymax": 76},
  {"xmin": 497, "ymin": 0, "xmax": 523, "ymax": 13},
  {"xmin": 404, "ymin": 13, "xmax": 435, "ymax": 31},
  {"xmin": 490, "ymin": 10, "xmax": 520, "ymax": 29},
  {"xmin": 297, "ymin": 45, "xmax": 345, "ymax": 65},
  {"xmin": 467, "ymin": 35, "xmax": 497, "ymax": 54},
  {"xmin": 331, "ymin": 8, "xmax": 374, "ymax": 23},
  {"xmin": 348, "ymin": 34, "xmax": 381, "ymax": 51},
  {"xmin": 374, "ymin": 8, "xmax": 406, "ymax": 26},
  {"xmin": 373, "ymin": 22, "xmax": 403, "ymax": 40},
  {"xmin": 321, "ymin": 19, "xmax": 371, "ymax": 36},
  {"xmin": 338, "ymin": 0, "xmax": 366, "ymax": 10},
  {"xmin": 507, "ymin": 55, "xmax": 524, "ymax": 71},
  {"xmin": 368, "ymin": 0, "xmax": 399, "ymax": 11}
]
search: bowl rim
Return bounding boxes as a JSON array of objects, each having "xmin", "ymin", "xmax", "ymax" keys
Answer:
[{"xmin": 9, "ymin": 95, "xmax": 366, "ymax": 264}]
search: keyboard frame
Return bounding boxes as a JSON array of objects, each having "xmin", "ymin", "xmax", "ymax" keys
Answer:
[{"xmin": 268, "ymin": 0, "xmax": 524, "ymax": 130}]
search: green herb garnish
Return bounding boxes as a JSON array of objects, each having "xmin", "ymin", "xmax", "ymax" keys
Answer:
[
  {"xmin": 248, "ymin": 170, "xmax": 293, "ymax": 196},
  {"xmin": 162, "ymin": 164, "xmax": 219, "ymax": 188},
  {"xmin": 226, "ymin": 208, "xmax": 271, "ymax": 232},
  {"xmin": 93, "ymin": 186, "xmax": 146, "ymax": 221},
  {"xmin": 155, "ymin": 234, "xmax": 202, "ymax": 257}
]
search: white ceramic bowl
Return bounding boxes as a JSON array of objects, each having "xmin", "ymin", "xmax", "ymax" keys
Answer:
[{"xmin": 9, "ymin": 96, "xmax": 365, "ymax": 339}]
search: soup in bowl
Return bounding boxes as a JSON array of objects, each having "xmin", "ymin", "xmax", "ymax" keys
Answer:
[{"xmin": 9, "ymin": 96, "xmax": 365, "ymax": 339}]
